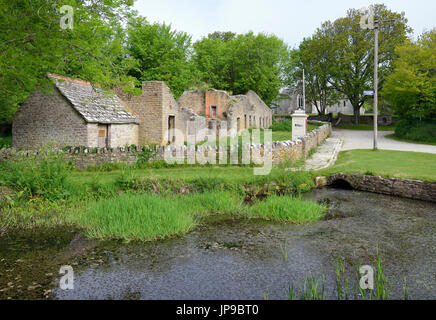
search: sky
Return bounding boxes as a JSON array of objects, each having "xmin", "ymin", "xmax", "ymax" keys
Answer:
[{"xmin": 133, "ymin": 0, "xmax": 436, "ymax": 47}]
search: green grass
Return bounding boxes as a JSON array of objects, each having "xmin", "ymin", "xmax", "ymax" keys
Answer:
[
  {"xmin": 247, "ymin": 195, "xmax": 326, "ymax": 223},
  {"xmin": 69, "ymin": 166, "xmax": 313, "ymax": 191},
  {"xmin": 78, "ymin": 192, "xmax": 243, "ymax": 241},
  {"xmin": 1, "ymin": 153, "xmax": 323, "ymax": 241},
  {"xmin": 385, "ymin": 133, "xmax": 436, "ymax": 146},
  {"xmin": 335, "ymin": 123, "xmax": 396, "ymax": 131},
  {"xmin": 316, "ymin": 149, "xmax": 436, "ymax": 182}
]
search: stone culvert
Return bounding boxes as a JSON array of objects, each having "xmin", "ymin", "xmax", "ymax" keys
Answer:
[{"xmin": 323, "ymin": 173, "xmax": 436, "ymax": 203}]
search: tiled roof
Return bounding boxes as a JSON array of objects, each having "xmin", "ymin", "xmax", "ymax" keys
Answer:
[{"xmin": 48, "ymin": 74, "xmax": 138, "ymax": 124}]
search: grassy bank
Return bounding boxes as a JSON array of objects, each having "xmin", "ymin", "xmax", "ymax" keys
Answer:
[
  {"xmin": 0, "ymin": 152, "xmax": 326, "ymax": 241},
  {"xmin": 316, "ymin": 149, "xmax": 436, "ymax": 182},
  {"xmin": 1, "ymin": 190, "xmax": 326, "ymax": 241}
]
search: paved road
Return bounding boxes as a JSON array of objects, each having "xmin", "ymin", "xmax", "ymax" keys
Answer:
[{"xmin": 332, "ymin": 129, "xmax": 436, "ymax": 154}]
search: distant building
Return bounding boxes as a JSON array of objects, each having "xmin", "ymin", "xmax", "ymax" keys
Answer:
[{"xmin": 272, "ymin": 87, "xmax": 365, "ymax": 115}]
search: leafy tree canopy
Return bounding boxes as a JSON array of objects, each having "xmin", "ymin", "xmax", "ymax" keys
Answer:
[{"xmin": 382, "ymin": 29, "xmax": 436, "ymax": 120}]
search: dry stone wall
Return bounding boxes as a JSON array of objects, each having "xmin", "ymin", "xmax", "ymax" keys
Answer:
[{"xmin": 1, "ymin": 123, "xmax": 332, "ymax": 168}]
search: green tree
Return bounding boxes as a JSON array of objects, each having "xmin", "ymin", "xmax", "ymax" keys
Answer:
[
  {"xmin": 0, "ymin": 0, "xmax": 136, "ymax": 124},
  {"xmin": 284, "ymin": 39, "xmax": 339, "ymax": 115},
  {"xmin": 126, "ymin": 17, "xmax": 196, "ymax": 98},
  {"xmin": 193, "ymin": 32, "xmax": 288, "ymax": 105},
  {"xmin": 382, "ymin": 29, "xmax": 436, "ymax": 119},
  {"xmin": 320, "ymin": 4, "xmax": 410, "ymax": 123}
]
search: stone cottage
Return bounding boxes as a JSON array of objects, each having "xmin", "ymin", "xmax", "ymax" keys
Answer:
[
  {"xmin": 12, "ymin": 74, "xmax": 139, "ymax": 148},
  {"xmin": 13, "ymin": 74, "xmax": 272, "ymax": 148}
]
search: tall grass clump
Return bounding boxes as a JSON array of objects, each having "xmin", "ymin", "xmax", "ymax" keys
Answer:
[
  {"xmin": 0, "ymin": 149, "xmax": 72, "ymax": 200},
  {"xmin": 79, "ymin": 192, "xmax": 243, "ymax": 241},
  {"xmin": 300, "ymin": 274, "xmax": 326, "ymax": 300},
  {"xmin": 247, "ymin": 195, "xmax": 326, "ymax": 223},
  {"xmin": 80, "ymin": 193, "xmax": 197, "ymax": 241}
]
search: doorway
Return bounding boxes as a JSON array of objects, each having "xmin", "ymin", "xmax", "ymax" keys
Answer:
[
  {"xmin": 98, "ymin": 124, "xmax": 108, "ymax": 148},
  {"xmin": 168, "ymin": 115, "xmax": 175, "ymax": 144}
]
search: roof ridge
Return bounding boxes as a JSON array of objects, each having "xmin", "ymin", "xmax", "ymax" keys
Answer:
[{"xmin": 47, "ymin": 73, "xmax": 92, "ymax": 86}]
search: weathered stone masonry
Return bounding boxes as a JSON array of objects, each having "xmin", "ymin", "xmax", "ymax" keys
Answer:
[
  {"xmin": 327, "ymin": 173, "xmax": 436, "ymax": 203},
  {"xmin": 2, "ymin": 123, "xmax": 332, "ymax": 168}
]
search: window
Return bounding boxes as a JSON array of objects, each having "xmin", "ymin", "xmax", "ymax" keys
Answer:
[
  {"xmin": 249, "ymin": 116, "xmax": 252, "ymax": 126},
  {"xmin": 209, "ymin": 105, "xmax": 217, "ymax": 118},
  {"xmin": 343, "ymin": 101, "xmax": 346, "ymax": 107},
  {"xmin": 244, "ymin": 115, "xmax": 247, "ymax": 128}
]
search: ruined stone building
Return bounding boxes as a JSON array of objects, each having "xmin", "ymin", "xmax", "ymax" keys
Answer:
[{"xmin": 12, "ymin": 74, "xmax": 272, "ymax": 148}]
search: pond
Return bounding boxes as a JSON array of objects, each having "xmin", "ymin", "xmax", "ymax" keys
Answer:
[{"xmin": 0, "ymin": 188, "xmax": 435, "ymax": 300}]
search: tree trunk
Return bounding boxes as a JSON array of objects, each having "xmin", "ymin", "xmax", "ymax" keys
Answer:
[{"xmin": 353, "ymin": 104, "xmax": 360, "ymax": 124}]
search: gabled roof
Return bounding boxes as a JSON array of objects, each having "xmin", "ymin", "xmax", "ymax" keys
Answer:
[{"xmin": 48, "ymin": 74, "xmax": 138, "ymax": 124}]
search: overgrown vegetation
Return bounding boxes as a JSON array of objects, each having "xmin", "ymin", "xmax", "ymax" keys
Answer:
[
  {"xmin": 393, "ymin": 119, "xmax": 436, "ymax": 144},
  {"xmin": 0, "ymin": 134, "xmax": 11, "ymax": 149},
  {"xmin": 80, "ymin": 192, "xmax": 243, "ymax": 241},
  {"xmin": 0, "ymin": 149, "xmax": 72, "ymax": 201},
  {"xmin": 0, "ymin": 151, "xmax": 325, "ymax": 240}
]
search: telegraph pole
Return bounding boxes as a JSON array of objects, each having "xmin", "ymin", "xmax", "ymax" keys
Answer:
[
  {"xmin": 302, "ymin": 69, "xmax": 306, "ymax": 111},
  {"xmin": 373, "ymin": 20, "xmax": 379, "ymax": 150}
]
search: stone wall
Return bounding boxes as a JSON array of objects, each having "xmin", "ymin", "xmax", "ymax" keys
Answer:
[
  {"xmin": 205, "ymin": 90, "xmax": 233, "ymax": 119},
  {"xmin": 227, "ymin": 92, "xmax": 272, "ymax": 132},
  {"xmin": 327, "ymin": 173, "xmax": 436, "ymax": 203},
  {"xmin": 109, "ymin": 123, "xmax": 139, "ymax": 148},
  {"xmin": 177, "ymin": 90, "xmax": 205, "ymax": 115},
  {"xmin": 12, "ymin": 88, "xmax": 89, "ymax": 148},
  {"xmin": 336, "ymin": 113, "xmax": 398, "ymax": 126},
  {"xmin": 1, "ymin": 123, "xmax": 332, "ymax": 169}
]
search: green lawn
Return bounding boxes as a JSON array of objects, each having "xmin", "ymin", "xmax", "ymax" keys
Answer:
[
  {"xmin": 335, "ymin": 123, "xmax": 396, "ymax": 131},
  {"xmin": 316, "ymin": 149, "xmax": 436, "ymax": 182}
]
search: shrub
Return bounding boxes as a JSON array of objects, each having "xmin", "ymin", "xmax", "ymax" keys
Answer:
[
  {"xmin": 136, "ymin": 144, "xmax": 158, "ymax": 166},
  {"xmin": 0, "ymin": 150, "xmax": 71, "ymax": 200},
  {"xmin": 395, "ymin": 119, "xmax": 436, "ymax": 143}
]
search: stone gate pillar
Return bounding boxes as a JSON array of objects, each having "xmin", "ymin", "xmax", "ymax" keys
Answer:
[{"xmin": 291, "ymin": 109, "xmax": 308, "ymax": 141}]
